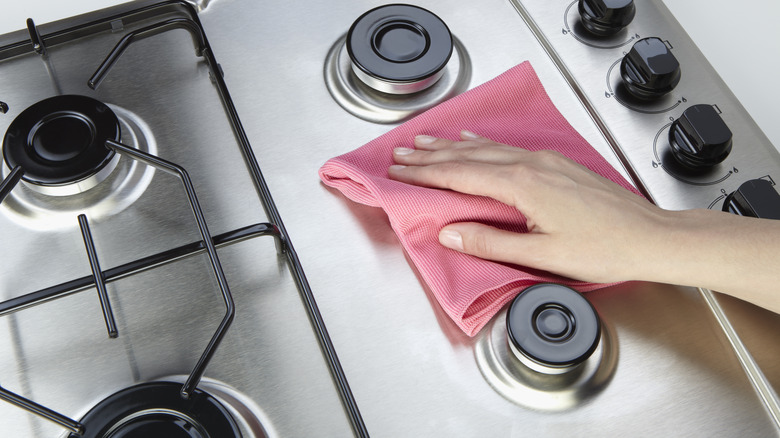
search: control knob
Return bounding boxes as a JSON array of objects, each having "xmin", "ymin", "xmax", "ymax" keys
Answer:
[
  {"xmin": 723, "ymin": 179, "xmax": 780, "ymax": 220},
  {"xmin": 669, "ymin": 104, "xmax": 733, "ymax": 169},
  {"xmin": 620, "ymin": 37, "xmax": 681, "ymax": 99},
  {"xmin": 578, "ymin": 0, "xmax": 636, "ymax": 36}
]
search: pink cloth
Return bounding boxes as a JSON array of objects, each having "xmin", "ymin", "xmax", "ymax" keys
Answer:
[{"xmin": 318, "ymin": 62, "xmax": 642, "ymax": 336}]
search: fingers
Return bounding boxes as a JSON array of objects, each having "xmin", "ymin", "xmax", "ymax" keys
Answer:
[
  {"xmin": 388, "ymin": 159, "xmax": 521, "ymax": 206},
  {"xmin": 438, "ymin": 222, "xmax": 549, "ymax": 268},
  {"xmin": 388, "ymin": 131, "xmax": 529, "ymax": 206},
  {"xmin": 394, "ymin": 132, "xmax": 524, "ymax": 167},
  {"xmin": 412, "ymin": 130, "xmax": 493, "ymax": 151}
]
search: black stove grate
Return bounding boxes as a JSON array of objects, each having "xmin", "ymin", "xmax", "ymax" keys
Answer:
[{"xmin": 0, "ymin": 2, "xmax": 367, "ymax": 437}]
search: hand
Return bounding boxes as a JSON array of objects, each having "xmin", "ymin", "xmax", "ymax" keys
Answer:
[
  {"xmin": 388, "ymin": 130, "xmax": 663, "ymax": 283},
  {"xmin": 389, "ymin": 131, "xmax": 780, "ymax": 314}
]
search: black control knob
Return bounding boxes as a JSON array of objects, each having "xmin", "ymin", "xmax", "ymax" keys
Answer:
[
  {"xmin": 506, "ymin": 284, "xmax": 601, "ymax": 375},
  {"xmin": 669, "ymin": 104, "xmax": 733, "ymax": 169},
  {"xmin": 578, "ymin": 0, "xmax": 636, "ymax": 36},
  {"xmin": 620, "ymin": 37, "xmax": 681, "ymax": 99},
  {"xmin": 723, "ymin": 179, "xmax": 780, "ymax": 220}
]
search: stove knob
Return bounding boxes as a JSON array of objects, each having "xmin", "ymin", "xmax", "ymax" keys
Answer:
[
  {"xmin": 723, "ymin": 179, "xmax": 780, "ymax": 220},
  {"xmin": 506, "ymin": 284, "xmax": 601, "ymax": 375},
  {"xmin": 578, "ymin": 0, "xmax": 636, "ymax": 36},
  {"xmin": 669, "ymin": 104, "xmax": 733, "ymax": 169},
  {"xmin": 620, "ymin": 37, "xmax": 681, "ymax": 99}
]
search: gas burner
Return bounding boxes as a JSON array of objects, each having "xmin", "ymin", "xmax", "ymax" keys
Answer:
[
  {"xmin": 3, "ymin": 95, "xmax": 121, "ymax": 196},
  {"xmin": 325, "ymin": 4, "xmax": 471, "ymax": 123},
  {"xmin": 506, "ymin": 284, "xmax": 601, "ymax": 374},
  {"xmin": 1, "ymin": 103, "xmax": 157, "ymax": 231},
  {"xmin": 475, "ymin": 285, "xmax": 617, "ymax": 411},
  {"xmin": 68, "ymin": 382, "xmax": 242, "ymax": 438},
  {"xmin": 346, "ymin": 4, "xmax": 453, "ymax": 95}
]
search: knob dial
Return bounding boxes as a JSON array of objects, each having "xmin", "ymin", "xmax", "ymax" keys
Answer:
[
  {"xmin": 506, "ymin": 284, "xmax": 601, "ymax": 375},
  {"xmin": 578, "ymin": 0, "xmax": 636, "ymax": 36},
  {"xmin": 723, "ymin": 179, "xmax": 780, "ymax": 220},
  {"xmin": 669, "ymin": 104, "xmax": 733, "ymax": 169},
  {"xmin": 620, "ymin": 37, "xmax": 681, "ymax": 99}
]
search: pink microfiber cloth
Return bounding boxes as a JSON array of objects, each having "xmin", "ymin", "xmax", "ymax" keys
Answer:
[{"xmin": 318, "ymin": 61, "xmax": 642, "ymax": 336}]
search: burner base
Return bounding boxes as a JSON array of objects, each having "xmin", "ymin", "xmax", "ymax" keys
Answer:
[{"xmin": 69, "ymin": 382, "xmax": 241, "ymax": 438}]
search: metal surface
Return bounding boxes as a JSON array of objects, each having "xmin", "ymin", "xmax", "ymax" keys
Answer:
[
  {"xmin": 197, "ymin": 0, "xmax": 777, "ymax": 435},
  {"xmin": 0, "ymin": 0, "xmax": 778, "ymax": 436}
]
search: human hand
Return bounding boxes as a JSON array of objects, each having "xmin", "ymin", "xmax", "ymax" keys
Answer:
[{"xmin": 387, "ymin": 130, "xmax": 666, "ymax": 283}]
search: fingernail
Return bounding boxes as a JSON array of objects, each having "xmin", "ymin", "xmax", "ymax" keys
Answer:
[
  {"xmin": 393, "ymin": 147, "xmax": 415, "ymax": 155},
  {"xmin": 415, "ymin": 135, "xmax": 437, "ymax": 145},
  {"xmin": 439, "ymin": 229, "xmax": 464, "ymax": 251},
  {"xmin": 461, "ymin": 130, "xmax": 481, "ymax": 139},
  {"xmin": 388, "ymin": 164, "xmax": 406, "ymax": 172}
]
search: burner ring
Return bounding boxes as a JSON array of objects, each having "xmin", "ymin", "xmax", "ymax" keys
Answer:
[
  {"xmin": 104, "ymin": 408, "xmax": 210, "ymax": 438},
  {"xmin": 69, "ymin": 382, "xmax": 241, "ymax": 438},
  {"xmin": 2, "ymin": 95, "xmax": 120, "ymax": 188}
]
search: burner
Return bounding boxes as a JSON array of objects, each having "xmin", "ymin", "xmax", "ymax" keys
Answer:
[
  {"xmin": 69, "ymin": 382, "xmax": 241, "ymax": 438},
  {"xmin": 0, "ymin": 103, "xmax": 157, "ymax": 231},
  {"xmin": 506, "ymin": 284, "xmax": 601, "ymax": 374},
  {"xmin": 2, "ymin": 95, "xmax": 120, "ymax": 195},
  {"xmin": 346, "ymin": 4, "xmax": 453, "ymax": 94}
]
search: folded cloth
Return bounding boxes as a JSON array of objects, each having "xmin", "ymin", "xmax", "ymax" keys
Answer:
[{"xmin": 318, "ymin": 61, "xmax": 642, "ymax": 336}]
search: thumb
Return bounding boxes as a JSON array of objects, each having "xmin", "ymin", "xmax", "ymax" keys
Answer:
[{"xmin": 438, "ymin": 222, "xmax": 545, "ymax": 267}]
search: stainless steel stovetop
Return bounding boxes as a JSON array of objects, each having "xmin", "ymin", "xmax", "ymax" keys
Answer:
[{"xmin": 1, "ymin": 0, "xmax": 779, "ymax": 436}]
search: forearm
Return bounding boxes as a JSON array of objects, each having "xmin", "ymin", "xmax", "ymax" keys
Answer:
[{"xmin": 637, "ymin": 208, "xmax": 780, "ymax": 313}]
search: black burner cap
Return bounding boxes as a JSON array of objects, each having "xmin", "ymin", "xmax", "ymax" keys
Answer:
[
  {"xmin": 2, "ymin": 95, "xmax": 119, "ymax": 186},
  {"xmin": 506, "ymin": 284, "xmax": 601, "ymax": 369},
  {"xmin": 346, "ymin": 4, "xmax": 453, "ymax": 83},
  {"xmin": 69, "ymin": 382, "xmax": 240, "ymax": 438}
]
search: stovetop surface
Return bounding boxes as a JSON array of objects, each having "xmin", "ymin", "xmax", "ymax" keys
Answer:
[
  {"xmin": 198, "ymin": 0, "xmax": 778, "ymax": 435},
  {"xmin": 0, "ymin": 4, "xmax": 351, "ymax": 436},
  {"xmin": 1, "ymin": 0, "xmax": 779, "ymax": 437}
]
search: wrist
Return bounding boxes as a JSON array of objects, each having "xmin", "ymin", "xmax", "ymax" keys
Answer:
[{"xmin": 628, "ymin": 207, "xmax": 710, "ymax": 285}]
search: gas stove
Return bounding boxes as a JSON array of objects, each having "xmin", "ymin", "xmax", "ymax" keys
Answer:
[{"xmin": 1, "ymin": 0, "xmax": 779, "ymax": 437}]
